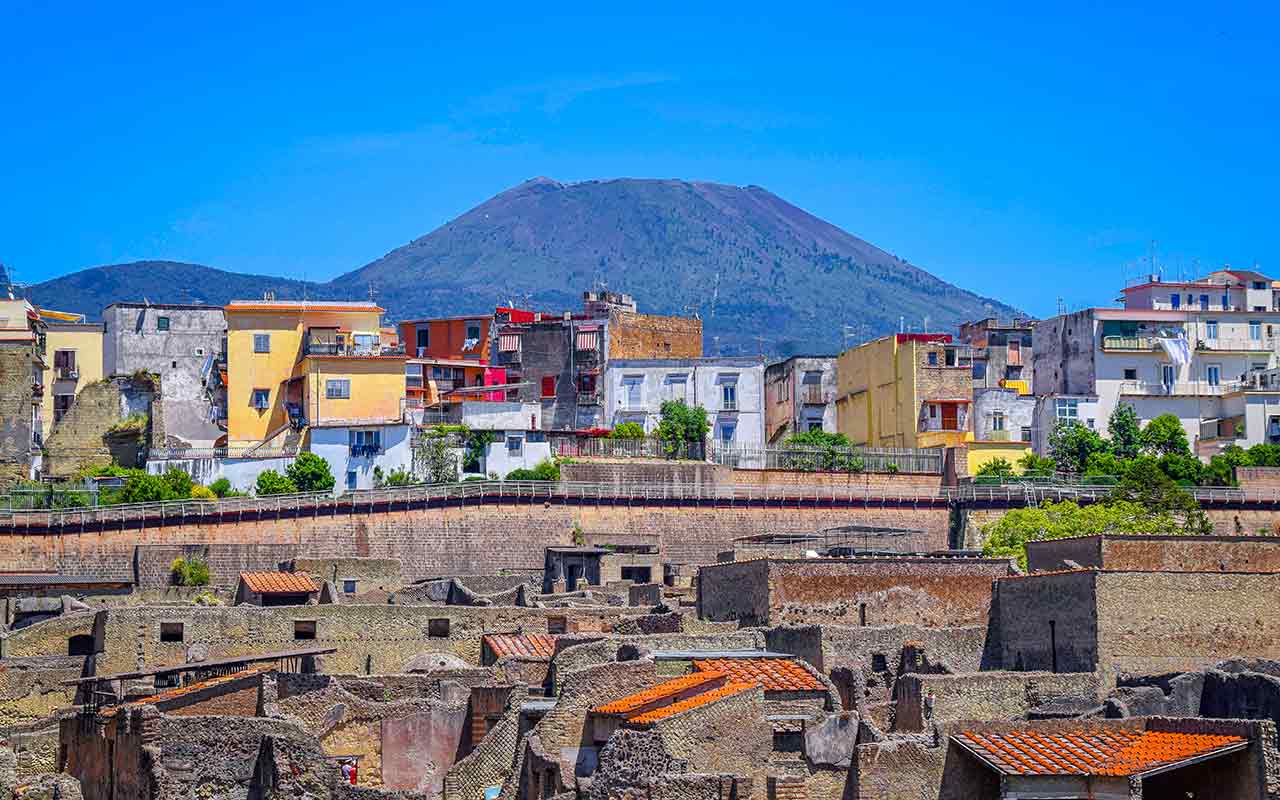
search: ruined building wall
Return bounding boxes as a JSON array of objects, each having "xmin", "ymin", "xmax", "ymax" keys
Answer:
[
  {"xmin": 607, "ymin": 312, "xmax": 702, "ymax": 360},
  {"xmin": 0, "ymin": 346, "xmax": 37, "ymax": 485}
]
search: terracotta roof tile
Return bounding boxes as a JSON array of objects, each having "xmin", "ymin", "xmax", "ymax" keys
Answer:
[
  {"xmin": 100, "ymin": 664, "xmax": 271, "ymax": 717},
  {"xmin": 956, "ymin": 729, "xmax": 1247, "ymax": 777},
  {"xmin": 692, "ymin": 658, "xmax": 825, "ymax": 692},
  {"xmin": 626, "ymin": 681, "xmax": 755, "ymax": 725},
  {"xmin": 594, "ymin": 671, "xmax": 727, "ymax": 716},
  {"xmin": 483, "ymin": 633, "xmax": 558, "ymax": 660},
  {"xmin": 239, "ymin": 571, "xmax": 319, "ymax": 594}
]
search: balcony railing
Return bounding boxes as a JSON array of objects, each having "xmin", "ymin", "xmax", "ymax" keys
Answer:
[
  {"xmin": 800, "ymin": 386, "xmax": 831, "ymax": 405},
  {"xmin": 1198, "ymin": 337, "xmax": 1278, "ymax": 352},
  {"xmin": 577, "ymin": 391, "xmax": 601, "ymax": 405},
  {"xmin": 1119, "ymin": 381, "xmax": 1243, "ymax": 396},
  {"xmin": 55, "ymin": 366, "xmax": 80, "ymax": 381},
  {"xmin": 303, "ymin": 339, "xmax": 404, "ymax": 357},
  {"xmin": 1102, "ymin": 335, "xmax": 1159, "ymax": 351}
]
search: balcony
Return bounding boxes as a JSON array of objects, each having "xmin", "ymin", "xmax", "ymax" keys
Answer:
[
  {"xmin": 1198, "ymin": 337, "xmax": 1278, "ymax": 353},
  {"xmin": 577, "ymin": 391, "xmax": 601, "ymax": 405},
  {"xmin": 800, "ymin": 385, "xmax": 831, "ymax": 405},
  {"xmin": 1102, "ymin": 335, "xmax": 1159, "ymax": 352},
  {"xmin": 56, "ymin": 365, "xmax": 80, "ymax": 381},
  {"xmin": 1119, "ymin": 381, "xmax": 1242, "ymax": 397}
]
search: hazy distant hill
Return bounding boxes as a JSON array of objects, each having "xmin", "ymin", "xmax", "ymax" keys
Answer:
[{"xmin": 25, "ymin": 179, "xmax": 1022, "ymax": 354}]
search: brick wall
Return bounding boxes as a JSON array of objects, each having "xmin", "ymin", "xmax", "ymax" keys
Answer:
[
  {"xmin": 1, "ymin": 500, "xmax": 954, "ymax": 583},
  {"xmin": 1238, "ymin": 467, "xmax": 1280, "ymax": 490},
  {"xmin": 607, "ymin": 312, "xmax": 702, "ymax": 360},
  {"xmin": 161, "ymin": 678, "xmax": 261, "ymax": 717},
  {"xmin": 992, "ymin": 571, "xmax": 1097, "ymax": 674},
  {"xmin": 0, "ymin": 346, "xmax": 37, "ymax": 485},
  {"xmin": 892, "ymin": 671, "xmax": 1100, "ymax": 732},
  {"xmin": 1028, "ymin": 534, "xmax": 1280, "ymax": 573}
]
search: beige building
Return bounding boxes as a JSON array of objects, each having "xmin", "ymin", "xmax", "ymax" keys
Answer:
[
  {"xmin": 38, "ymin": 310, "xmax": 104, "ymax": 439},
  {"xmin": 834, "ymin": 333, "xmax": 973, "ymax": 448}
]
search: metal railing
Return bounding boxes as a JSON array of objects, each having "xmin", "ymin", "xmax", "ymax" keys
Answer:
[
  {"xmin": 1119, "ymin": 381, "xmax": 1242, "ymax": 396},
  {"xmin": 800, "ymin": 386, "xmax": 831, "ymax": 405},
  {"xmin": 1102, "ymin": 335, "xmax": 1159, "ymax": 351},
  {"xmin": 1198, "ymin": 337, "xmax": 1277, "ymax": 352},
  {"xmin": 148, "ymin": 447, "xmax": 298, "ymax": 460},
  {"xmin": 553, "ymin": 437, "xmax": 702, "ymax": 460},
  {"xmin": 709, "ymin": 443, "xmax": 944, "ymax": 474},
  {"xmin": 8, "ymin": 478, "xmax": 1280, "ymax": 527}
]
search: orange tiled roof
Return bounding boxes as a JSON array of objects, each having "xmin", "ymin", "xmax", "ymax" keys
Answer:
[
  {"xmin": 594, "ymin": 671, "xmax": 727, "ymax": 716},
  {"xmin": 626, "ymin": 681, "xmax": 755, "ymax": 725},
  {"xmin": 956, "ymin": 729, "xmax": 1247, "ymax": 777},
  {"xmin": 483, "ymin": 633, "xmax": 558, "ymax": 660},
  {"xmin": 100, "ymin": 664, "xmax": 271, "ymax": 717},
  {"xmin": 239, "ymin": 571, "xmax": 319, "ymax": 594},
  {"xmin": 692, "ymin": 658, "xmax": 825, "ymax": 692}
]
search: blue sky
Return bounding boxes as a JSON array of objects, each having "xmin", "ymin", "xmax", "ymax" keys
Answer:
[{"xmin": 2, "ymin": 1, "xmax": 1276, "ymax": 316}]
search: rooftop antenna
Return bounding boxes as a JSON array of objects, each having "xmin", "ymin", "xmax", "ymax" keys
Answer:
[
  {"xmin": 899, "ymin": 316, "xmax": 905, "ymax": 334},
  {"xmin": 367, "ymin": 282, "xmax": 378, "ymax": 304},
  {"xmin": 712, "ymin": 335, "xmax": 721, "ymax": 356},
  {"xmin": 842, "ymin": 325, "xmax": 858, "ymax": 350},
  {"xmin": 923, "ymin": 315, "xmax": 929, "ymax": 334}
]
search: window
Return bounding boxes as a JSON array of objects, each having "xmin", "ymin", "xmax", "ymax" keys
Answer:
[
  {"xmin": 466, "ymin": 323, "xmax": 482, "ymax": 341},
  {"xmin": 346, "ymin": 470, "xmax": 357, "ymax": 490},
  {"xmin": 507, "ymin": 434, "xmax": 524, "ymax": 457},
  {"xmin": 293, "ymin": 621, "xmax": 317, "ymax": 640},
  {"xmin": 1254, "ymin": 281, "xmax": 1268, "ymax": 290},
  {"xmin": 171, "ymin": 361, "xmax": 177, "ymax": 369},
  {"xmin": 406, "ymin": 364, "xmax": 423, "ymax": 389},
  {"xmin": 973, "ymin": 362, "xmax": 987, "ymax": 380},
  {"xmin": 547, "ymin": 616, "xmax": 567, "ymax": 635},
  {"xmin": 1055, "ymin": 399, "xmax": 1079, "ymax": 420},
  {"xmin": 807, "ymin": 420, "xmax": 824, "ymax": 432},
  {"xmin": 1222, "ymin": 293, "xmax": 1230, "ymax": 309},
  {"xmin": 53, "ymin": 394, "xmax": 74, "ymax": 423},
  {"xmin": 664, "ymin": 374, "xmax": 688, "ymax": 402},
  {"xmin": 68, "ymin": 634, "xmax": 95, "ymax": 656},
  {"xmin": 1207, "ymin": 364, "xmax": 1221, "ymax": 387},
  {"xmin": 718, "ymin": 422, "xmax": 736, "ymax": 444},
  {"xmin": 159, "ymin": 622, "xmax": 184, "ymax": 643},
  {"xmin": 429, "ymin": 618, "xmax": 451, "ymax": 638},
  {"xmin": 53, "ymin": 349, "xmax": 76, "ymax": 373},
  {"xmin": 927, "ymin": 351, "xmax": 938, "ymax": 365},
  {"xmin": 251, "ymin": 389, "xmax": 270, "ymax": 409},
  {"xmin": 992, "ymin": 411, "xmax": 1005, "ymax": 431},
  {"xmin": 1021, "ymin": 426, "xmax": 1032, "ymax": 441},
  {"xmin": 1200, "ymin": 294, "xmax": 1209, "ymax": 310},
  {"xmin": 1161, "ymin": 364, "xmax": 1176, "ymax": 387},
  {"xmin": 253, "ymin": 333, "xmax": 270, "ymax": 353},
  {"xmin": 416, "ymin": 328, "xmax": 430, "ymax": 354},
  {"xmin": 342, "ymin": 580, "xmax": 357, "ymax": 594},
  {"xmin": 870, "ymin": 653, "xmax": 888, "ymax": 672},
  {"xmin": 498, "ymin": 333, "xmax": 521, "ymax": 352},
  {"xmin": 577, "ymin": 373, "xmax": 596, "ymax": 394},
  {"xmin": 196, "ymin": 348, "xmax": 204, "ymax": 356},
  {"xmin": 721, "ymin": 381, "xmax": 738, "ymax": 411},
  {"xmin": 929, "ymin": 404, "xmax": 938, "ymax": 419},
  {"xmin": 326, "ymin": 379, "xmax": 351, "ymax": 399},
  {"xmin": 1123, "ymin": 368, "xmax": 1137, "ymax": 380},
  {"xmin": 1206, "ymin": 320, "xmax": 1219, "ymax": 339},
  {"xmin": 157, "ymin": 316, "xmax": 170, "ymax": 331},
  {"xmin": 541, "ymin": 376, "xmax": 556, "ymax": 398},
  {"xmin": 1250, "ymin": 320, "xmax": 1262, "ymax": 341},
  {"xmin": 623, "ymin": 376, "xmax": 643, "ymax": 409},
  {"xmin": 349, "ymin": 429, "xmax": 381, "ymax": 455}
]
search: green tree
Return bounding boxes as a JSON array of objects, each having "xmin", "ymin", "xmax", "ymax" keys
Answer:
[
  {"xmin": 783, "ymin": 430, "xmax": 852, "ymax": 448},
  {"xmin": 1203, "ymin": 445, "xmax": 1250, "ymax": 487},
  {"xmin": 1047, "ymin": 420, "xmax": 1109, "ymax": 474},
  {"xmin": 1107, "ymin": 403, "xmax": 1142, "ymax": 460},
  {"xmin": 609, "ymin": 422, "xmax": 646, "ymax": 439},
  {"xmin": 656, "ymin": 401, "xmax": 710, "ymax": 457},
  {"xmin": 1246, "ymin": 443, "xmax": 1280, "ymax": 467},
  {"xmin": 1141, "ymin": 414, "xmax": 1191, "ymax": 457},
  {"xmin": 982, "ymin": 499, "xmax": 1187, "ymax": 569},
  {"xmin": 209, "ymin": 478, "xmax": 233, "ymax": 498},
  {"xmin": 255, "ymin": 469, "xmax": 298, "ymax": 496},
  {"xmin": 161, "ymin": 468, "xmax": 194, "ymax": 499},
  {"xmin": 1107, "ymin": 457, "xmax": 1211, "ymax": 534},
  {"xmin": 506, "ymin": 459, "xmax": 561, "ymax": 481},
  {"xmin": 1017, "ymin": 452, "xmax": 1055, "ymax": 477},
  {"xmin": 1158, "ymin": 453, "xmax": 1204, "ymax": 485},
  {"xmin": 285, "ymin": 452, "xmax": 336, "ymax": 493},
  {"xmin": 116, "ymin": 474, "xmax": 176, "ymax": 504},
  {"xmin": 975, "ymin": 457, "xmax": 1015, "ymax": 479},
  {"xmin": 414, "ymin": 430, "xmax": 460, "ymax": 484},
  {"xmin": 1083, "ymin": 451, "xmax": 1127, "ymax": 483}
]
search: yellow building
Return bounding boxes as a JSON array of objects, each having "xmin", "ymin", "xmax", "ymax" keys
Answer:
[
  {"xmin": 37, "ymin": 309, "xmax": 104, "ymax": 438},
  {"xmin": 834, "ymin": 333, "xmax": 974, "ymax": 449},
  {"xmin": 224, "ymin": 301, "xmax": 406, "ymax": 447}
]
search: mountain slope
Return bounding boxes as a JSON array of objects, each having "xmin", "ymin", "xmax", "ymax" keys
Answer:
[
  {"xmin": 24, "ymin": 261, "xmax": 324, "ymax": 318},
  {"xmin": 24, "ymin": 179, "xmax": 1022, "ymax": 354},
  {"xmin": 336, "ymin": 177, "xmax": 1021, "ymax": 354}
]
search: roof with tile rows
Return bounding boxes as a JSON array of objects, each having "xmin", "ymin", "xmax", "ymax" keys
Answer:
[
  {"xmin": 625, "ymin": 681, "xmax": 756, "ymax": 725},
  {"xmin": 955, "ymin": 729, "xmax": 1247, "ymax": 777},
  {"xmin": 692, "ymin": 658, "xmax": 824, "ymax": 692},
  {"xmin": 239, "ymin": 571, "xmax": 320, "ymax": 594},
  {"xmin": 594, "ymin": 671, "xmax": 727, "ymax": 716},
  {"xmin": 482, "ymin": 633, "xmax": 558, "ymax": 660}
]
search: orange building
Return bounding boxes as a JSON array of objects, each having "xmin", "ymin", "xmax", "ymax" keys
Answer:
[{"xmin": 398, "ymin": 315, "xmax": 491, "ymax": 362}]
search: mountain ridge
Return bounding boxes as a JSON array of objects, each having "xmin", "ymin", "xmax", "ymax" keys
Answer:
[{"xmin": 23, "ymin": 178, "xmax": 1022, "ymax": 354}]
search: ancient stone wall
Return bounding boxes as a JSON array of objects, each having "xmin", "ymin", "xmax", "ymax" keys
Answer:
[
  {"xmin": 651, "ymin": 685, "xmax": 770, "ymax": 785},
  {"xmin": 0, "ymin": 614, "xmax": 95, "ymax": 659},
  {"xmin": 0, "ymin": 346, "xmax": 37, "ymax": 485},
  {"xmin": 1, "ymin": 501, "xmax": 954, "ymax": 582},
  {"xmin": 0, "ymin": 655, "xmax": 84, "ymax": 728},
  {"xmin": 607, "ymin": 312, "xmax": 702, "ymax": 361},
  {"xmin": 992, "ymin": 571, "xmax": 1097, "ymax": 675},
  {"xmin": 892, "ymin": 671, "xmax": 1100, "ymax": 732}
]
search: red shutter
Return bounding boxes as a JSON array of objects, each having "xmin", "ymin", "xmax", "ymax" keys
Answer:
[{"xmin": 541, "ymin": 376, "xmax": 556, "ymax": 398}]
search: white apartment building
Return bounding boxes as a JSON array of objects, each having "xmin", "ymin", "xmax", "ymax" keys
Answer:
[
  {"xmin": 1032, "ymin": 269, "xmax": 1280, "ymax": 458},
  {"xmin": 603, "ymin": 357, "xmax": 766, "ymax": 448}
]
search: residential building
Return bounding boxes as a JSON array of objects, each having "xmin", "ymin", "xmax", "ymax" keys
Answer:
[
  {"xmin": 0, "ymin": 298, "xmax": 47, "ymax": 481},
  {"xmin": 1031, "ymin": 269, "xmax": 1280, "ymax": 458},
  {"xmin": 37, "ymin": 309, "xmax": 104, "ymax": 439},
  {"xmin": 398, "ymin": 313, "xmax": 496, "ymax": 362},
  {"xmin": 958, "ymin": 317, "xmax": 1035, "ymax": 394},
  {"xmin": 603, "ymin": 356, "xmax": 766, "ymax": 448},
  {"xmin": 223, "ymin": 300, "xmax": 408, "ymax": 490},
  {"xmin": 763, "ymin": 356, "xmax": 836, "ymax": 443},
  {"xmin": 834, "ymin": 333, "xmax": 973, "ymax": 449},
  {"xmin": 102, "ymin": 302, "xmax": 227, "ymax": 447},
  {"xmin": 491, "ymin": 292, "xmax": 702, "ymax": 432}
]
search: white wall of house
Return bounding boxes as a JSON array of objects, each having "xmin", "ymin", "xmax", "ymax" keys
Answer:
[
  {"xmin": 458, "ymin": 401, "xmax": 542, "ymax": 431},
  {"xmin": 483, "ymin": 431, "xmax": 553, "ymax": 478},
  {"xmin": 147, "ymin": 456, "xmax": 296, "ymax": 492},
  {"xmin": 603, "ymin": 357, "xmax": 766, "ymax": 448},
  {"xmin": 310, "ymin": 423, "xmax": 412, "ymax": 492}
]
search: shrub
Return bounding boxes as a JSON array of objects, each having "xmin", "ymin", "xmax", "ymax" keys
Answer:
[
  {"xmin": 656, "ymin": 401, "xmax": 710, "ymax": 455},
  {"xmin": 609, "ymin": 422, "xmax": 646, "ymax": 439},
  {"xmin": 255, "ymin": 469, "xmax": 298, "ymax": 496},
  {"xmin": 1141, "ymin": 413, "xmax": 1191, "ymax": 457},
  {"xmin": 171, "ymin": 556, "xmax": 210, "ymax": 587},
  {"xmin": 783, "ymin": 430, "xmax": 851, "ymax": 449},
  {"xmin": 975, "ymin": 457, "xmax": 1015, "ymax": 478},
  {"xmin": 193, "ymin": 591, "xmax": 222, "ymax": 606},
  {"xmin": 286, "ymin": 452, "xmax": 335, "ymax": 493},
  {"xmin": 162, "ymin": 468, "xmax": 194, "ymax": 499},
  {"xmin": 189, "ymin": 485, "xmax": 216, "ymax": 501},
  {"xmin": 115, "ymin": 474, "xmax": 175, "ymax": 504},
  {"xmin": 506, "ymin": 459, "xmax": 561, "ymax": 481},
  {"xmin": 209, "ymin": 478, "xmax": 232, "ymax": 498},
  {"xmin": 1017, "ymin": 452, "xmax": 1055, "ymax": 477},
  {"xmin": 373, "ymin": 466, "xmax": 417, "ymax": 487}
]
